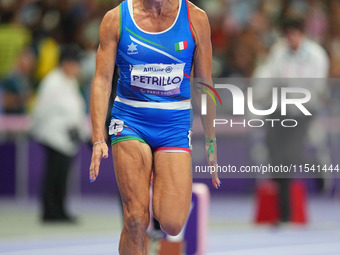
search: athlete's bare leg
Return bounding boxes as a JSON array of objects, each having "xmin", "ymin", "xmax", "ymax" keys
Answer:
[
  {"xmin": 113, "ymin": 140, "xmax": 153, "ymax": 255},
  {"xmin": 152, "ymin": 152, "xmax": 192, "ymax": 236}
]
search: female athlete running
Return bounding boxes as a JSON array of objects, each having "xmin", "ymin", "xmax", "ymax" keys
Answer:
[{"xmin": 89, "ymin": 0, "xmax": 220, "ymax": 254}]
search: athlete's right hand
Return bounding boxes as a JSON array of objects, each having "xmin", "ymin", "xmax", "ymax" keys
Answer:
[{"xmin": 89, "ymin": 142, "xmax": 109, "ymax": 182}]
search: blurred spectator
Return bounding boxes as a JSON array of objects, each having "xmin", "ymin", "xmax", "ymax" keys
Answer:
[
  {"xmin": 226, "ymin": 28, "xmax": 265, "ymax": 77},
  {"xmin": 35, "ymin": 37, "xmax": 60, "ymax": 82},
  {"xmin": 254, "ymin": 16, "xmax": 329, "ymax": 223},
  {"xmin": 326, "ymin": 0, "xmax": 340, "ymax": 78},
  {"xmin": 30, "ymin": 45, "xmax": 88, "ymax": 223},
  {"xmin": 305, "ymin": 0, "xmax": 328, "ymax": 44},
  {"xmin": 255, "ymin": 16, "xmax": 329, "ymax": 78},
  {"xmin": 79, "ymin": 19, "xmax": 100, "ymax": 111},
  {"xmin": 1, "ymin": 48, "xmax": 36, "ymax": 114},
  {"xmin": 0, "ymin": 3, "xmax": 32, "ymax": 79}
]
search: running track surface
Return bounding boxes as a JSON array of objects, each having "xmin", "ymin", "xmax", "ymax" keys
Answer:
[{"xmin": 1, "ymin": 196, "xmax": 340, "ymax": 255}]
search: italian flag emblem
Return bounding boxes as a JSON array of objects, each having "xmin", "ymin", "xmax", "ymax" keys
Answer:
[{"xmin": 175, "ymin": 40, "xmax": 188, "ymax": 53}]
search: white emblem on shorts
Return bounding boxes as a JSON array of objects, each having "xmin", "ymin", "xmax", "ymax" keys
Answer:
[
  {"xmin": 127, "ymin": 43, "xmax": 138, "ymax": 55},
  {"xmin": 109, "ymin": 119, "xmax": 124, "ymax": 135}
]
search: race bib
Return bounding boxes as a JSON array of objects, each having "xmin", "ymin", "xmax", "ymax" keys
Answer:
[{"xmin": 130, "ymin": 63, "xmax": 185, "ymax": 96}]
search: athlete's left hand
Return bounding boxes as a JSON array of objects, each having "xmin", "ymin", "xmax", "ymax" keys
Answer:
[{"xmin": 205, "ymin": 140, "xmax": 221, "ymax": 189}]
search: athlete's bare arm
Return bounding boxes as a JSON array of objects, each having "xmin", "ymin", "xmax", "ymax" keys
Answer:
[
  {"xmin": 189, "ymin": 3, "xmax": 221, "ymax": 189},
  {"xmin": 89, "ymin": 8, "xmax": 120, "ymax": 182}
]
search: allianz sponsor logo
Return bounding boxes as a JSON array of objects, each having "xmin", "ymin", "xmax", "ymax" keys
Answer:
[{"xmin": 143, "ymin": 66, "xmax": 173, "ymax": 73}]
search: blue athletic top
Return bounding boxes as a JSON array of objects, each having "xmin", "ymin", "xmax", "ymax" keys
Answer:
[{"xmin": 116, "ymin": 0, "xmax": 195, "ymax": 102}]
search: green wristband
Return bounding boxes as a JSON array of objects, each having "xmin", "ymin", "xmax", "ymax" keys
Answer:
[{"xmin": 206, "ymin": 138, "xmax": 216, "ymax": 158}]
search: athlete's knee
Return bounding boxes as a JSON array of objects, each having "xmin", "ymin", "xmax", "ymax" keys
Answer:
[
  {"xmin": 159, "ymin": 217, "xmax": 186, "ymax": 236},
  {"xmin": 153, "ymin": 205, "xmax": 189, "ymax": 236},
  {"xmin": 124, "ymin": 212, "xmax": 149, "ymax": 239}
]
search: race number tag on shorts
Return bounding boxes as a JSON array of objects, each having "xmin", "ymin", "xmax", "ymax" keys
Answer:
[
  {"xmin": 130, "ymin": 63, "xmax": 185, "ymax": 96},
  {"xmin": 109, "ymin": 119, "xmax": 124, "ymax": 135}
]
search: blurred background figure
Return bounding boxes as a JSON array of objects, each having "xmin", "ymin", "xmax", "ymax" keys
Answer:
[
  {"xmin": 0, "ymin": 1, "xmax": 31, "ymax": 79},
  {"xmin": 255, "ymin": 16, "xmax": 329, "ymax": 78},
  {"xmin": 79, "ymin": 18, "xmax": 100, "ymax": 111},
  {"xmin": 254, "ymin": 16, "xmax": 329, "ymax": 223},
  {"xmin": 30, "ymin": 45, "xmax": 87, "ymax": 223},
  {"xmin": 1, "ymin": 48, "xmax": 36, "ymax": 114}
]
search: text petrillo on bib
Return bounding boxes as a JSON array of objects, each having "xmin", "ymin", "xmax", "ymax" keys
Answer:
[{"xmin": 130, "ymin": 63, "xmax": 185, "ymax": 96}]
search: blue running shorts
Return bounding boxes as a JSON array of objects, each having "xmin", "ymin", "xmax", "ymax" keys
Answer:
[{"xmin": 110, "ymin": 97, "xmax": 193, "ymax": 153}]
